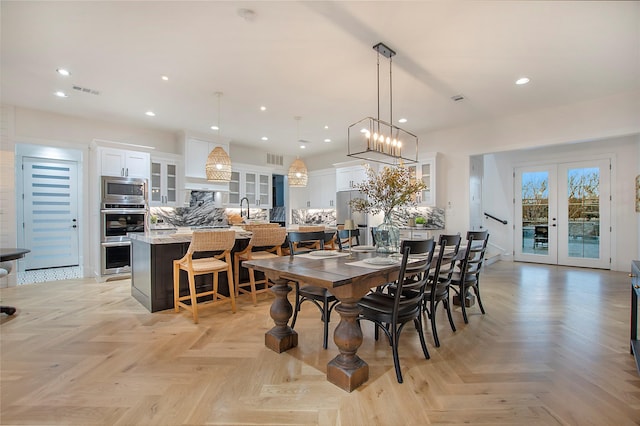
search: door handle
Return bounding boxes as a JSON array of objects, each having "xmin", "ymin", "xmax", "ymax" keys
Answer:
[{"xmin": 552, "ymin": 224, "xmax": 557, "ymax": 227}]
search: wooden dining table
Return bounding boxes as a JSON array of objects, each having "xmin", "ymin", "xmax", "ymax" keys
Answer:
[{"xmin": 243, "ymin": 249, "xmax": 402, "ymax": 392}]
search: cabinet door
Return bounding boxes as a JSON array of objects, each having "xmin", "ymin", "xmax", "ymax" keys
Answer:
[
  {"xmin": 150, "ymin": 161, "xmax": 162, "ymax": 204},
  {"xmin": 258, "ymin": 173, "xmax": 271, "ymax": 206},
  {"xmin": 351, "ymin": 166, "xmax": 367, "ymax": 188},
  {"xmin": 165, "ymin": 163, "xmax": 177, "ymax": 204},
  {"xmin": 100, "ymin": 148, "xmax": 126, "ymax": 177},
  {"xmin": 336, "ymin": 168, "xmax": 354, "ymax": 191},
  {"xmin": 420, "ymin": 160, "xmax": 434, "ymax": 206},
  {"xmin": 244, "ymin": 172, "xmax": 257, "ymax": 205},
  {"xmin": 228, "ymin": 171, "xmax": 241, "ymax": 205},
  {"xmin": 124, "ymin": 151, "xmax": 150, "ymax": 179},
  {"xmin": 150, "ymin": 159, "xmax": 178, "ymax": 206}
]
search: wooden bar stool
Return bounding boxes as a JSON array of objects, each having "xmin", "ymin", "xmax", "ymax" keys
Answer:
[
  {"xmin": 234, "ymin": 227, "xmax": 287, "ymax": 306},
  {"xmin": 173, "ymin": 230, "xmax": 236, "ymax": 323}
]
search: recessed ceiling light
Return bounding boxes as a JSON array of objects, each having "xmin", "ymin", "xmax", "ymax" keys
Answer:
[
  {"xmin": 56, "ymin": 68, "xmax": 71, "ymax": 76},
  {"xmin": 145, "ymin": 111, "xmax": 156, "ymax": 117},
  {"xmin": 161, "ymin": 75, "xmax": 169, "ymax": 81},
  {"xmin": 516, "ymin": 77, "xmax": 530, "ymax": 85},
  {"xmin": 324, "ymin": 125, "xmax": 329, "ymax": 129},
  {"xmin": 260, "ymin": 106, "xmax": 266, "ymax": 111},
  {"xmin": 261, "ymin": 136, "xmax": 268, "ymax": 141},
  {"xmin": 324, "ymin": 139, "xmax": 331, "ymax": 143},
  {"xmin": 398, "ymin": 118, "xmax": 407, "ymax": 123},
  {"xmin": 300, "ymin": 145, "xmax": 306, "ymax": 149},
  {"xmin": 210, "ymin": 125, "xmax": 219, "ymax": 130},
  {"xmin": 54, "ymin": 91, "xmax": 68, "ymax": 98}
]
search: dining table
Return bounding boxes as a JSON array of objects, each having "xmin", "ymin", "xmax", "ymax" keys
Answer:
[
  {"xmin": 244, "ymin": 247, "xmax": 403, "ymax": 392},
  {"xmin": 0, "ymin": 248, "xmax": 31, "ymax": 316}
]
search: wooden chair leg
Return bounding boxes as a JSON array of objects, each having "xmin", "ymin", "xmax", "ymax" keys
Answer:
[
  {"xmin": 248, "ymin": 268, "xmax": 258, "ymax": 306},
  {"xmin": 226, "ymin": 265, "xmax": 236, "ymax": 313},
  {"xmin": 188, "ymin": 271, "xmax": 198, "ymax": 324},
  {"xmin": 173, "ymin": 262, "xmax": 180, "ymax": 313},
  {"xmin": 234, "ymin": 257, "xmax": 240, "ymax": 297}
]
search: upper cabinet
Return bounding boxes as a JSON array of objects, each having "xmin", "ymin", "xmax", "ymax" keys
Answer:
[
  {"xmin": 336, "ymin": 165, "xmax": 367, "ymax": 191},
  {"xmin": 407, "ymin": 155, "xmax": 438, "ymax": 206},
  {"xmin": 99, "ymin": 147, "xmax": 150, "ymax": 179},
  {"xmin": 308, "ymin": 168, "xmax": 336, "ymax": 208},
  {"xmin": 150, "ymin": 154, "xmax": 181, "ymax": 207},
  {"xmin": 184, "ymin": 137, "xmax": 229, "ymax": 179},
  {"xmin": 228, "ymin": 165, "xmax": 271, "ymax": 207}
]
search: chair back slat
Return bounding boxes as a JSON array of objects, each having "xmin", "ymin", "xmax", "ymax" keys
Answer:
[
  {"xmin": 287, "ymin": 230, "xmax": 325, "ymax": 254},
  {"xmin": 431, "ymin": 233, "xmax": 462, "ymax": 284},
  {"xmin": 460, "ymin": 230, "xmax": 490, "ymax": 280}
]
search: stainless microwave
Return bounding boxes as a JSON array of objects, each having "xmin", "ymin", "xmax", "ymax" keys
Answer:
[{"xmin": 101, "ymin": 176, "xmax": 147, "ymax": 205}]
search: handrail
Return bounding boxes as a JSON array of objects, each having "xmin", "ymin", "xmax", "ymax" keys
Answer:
[{"xmin": 484, "ymin": 212, "xmax": 507, "ymax": 225}]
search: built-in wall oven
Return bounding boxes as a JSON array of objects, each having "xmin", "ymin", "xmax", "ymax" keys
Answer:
[{"xmin": 100, "ymin": 176, "xmax": 148, "ymax": 276}]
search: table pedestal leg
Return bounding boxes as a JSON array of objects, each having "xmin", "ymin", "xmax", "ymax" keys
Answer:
[
  {"xmin": 265, "ymin": 278, "xmax": 297, "ymax": 353},
  {"xmin": 327, "ymin": 302, "xmax": 368, "ymax": 392}
]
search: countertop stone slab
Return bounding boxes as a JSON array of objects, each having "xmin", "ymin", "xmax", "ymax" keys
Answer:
[{"xmin": 129, "ymin": 230, "xmax": 250, "ymax": 245}]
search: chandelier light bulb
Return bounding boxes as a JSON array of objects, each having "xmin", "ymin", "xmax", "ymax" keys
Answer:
[{"xmin": 386, "ymin": 136, "xmax": 391, "ymax": 144}]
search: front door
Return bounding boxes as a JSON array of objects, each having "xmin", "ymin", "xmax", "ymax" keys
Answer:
[
  {"xmin": 22, "ymin": 157, "xmax": 80, "ymax": 270},
  {"xmin": 514, "ymin": 159, "xmax": 611, "ymax": 269}
]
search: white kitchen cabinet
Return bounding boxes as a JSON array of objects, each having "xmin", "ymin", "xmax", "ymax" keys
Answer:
[
  {"xmin": 228, "ymin": 166, "xmax": 271, "ymax": 207},
  {"xmin": 308, "ymin": 168, "xmax": 336, "ymax": 208},
  {"xmin": 99, "ymin": 147, "xmax": 150, "ymax": 179},
  {"xmin": 406, "ymin": 156, "xmax": 437, "ymax": 206},
  {"xmin": 400, "ymin": 228, "xmax": 431, "ymax": 240},
  {"xmin": 184, "ymin": 137, "xmax": 230, "ymax": 179},
  {"xmin": 150, "ymin": 155, "xmax": 180, "ymax": 207},
  {"xmin": 336, "ymin": 165, "xmax": 367, "ymax": 191}
]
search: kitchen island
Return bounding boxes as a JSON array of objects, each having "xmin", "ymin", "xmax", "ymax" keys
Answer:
[{"xmin": 129, "ymin": 230, "xmax": 251, "ymax": 312}]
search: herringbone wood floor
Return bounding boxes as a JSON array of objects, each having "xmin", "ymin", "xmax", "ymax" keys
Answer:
[{"xmin": 1, "ymin": 261, "xmax": 639, "ymax": 425}]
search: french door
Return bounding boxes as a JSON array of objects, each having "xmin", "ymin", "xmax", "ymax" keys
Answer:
[
  {"xmin": 22, "ymin": 157, "xmax": 80, "ymax": 270},
  {"xmin": 514, "ymin": 159, "xmax": 611, "ymax": 269}
]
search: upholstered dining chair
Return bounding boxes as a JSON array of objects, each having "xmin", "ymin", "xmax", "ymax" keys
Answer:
[
  {"xmin": 357, "ymin": 240, "xmax": 435, "ymax": 383},
  {"xmin": 173, "ymin": 230, "xmax": 236, "ymax": 323},
  {"xmin": 234, "ymin": 227, "xmax": 287, "ymax": 306},
  {"xmin": 450, "ymin": 230, "xmax": 490, "ymax": 323},
  {"xmin": 287, "ymin": 230, "xmax": 337, "ymax": 349},
  {"xmin": 424, "ymin": 233, "xmax": 462, "ymax": 347}
]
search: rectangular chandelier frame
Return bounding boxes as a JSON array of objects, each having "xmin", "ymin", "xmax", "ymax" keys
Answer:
[{"xmin": 347, "ymin": 116, "xmax": 418, "ymax": 165}]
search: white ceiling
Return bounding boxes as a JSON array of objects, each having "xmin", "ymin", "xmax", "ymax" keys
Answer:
[{"xmin": 1, "ymin": 1, "xmax": 639, "ymax": 158}]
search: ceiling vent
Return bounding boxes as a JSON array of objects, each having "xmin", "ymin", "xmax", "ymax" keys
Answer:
[
  {"xmin": 72, "ymin": 85, "xmax": 100, "ymax": 96},
  {"xmin": 267, "ymin": 153, "xmax": 283, "ymax": 166},
  {"xmin": 451, "ymin": 94, "xmax": 465, "ymax": 102}
]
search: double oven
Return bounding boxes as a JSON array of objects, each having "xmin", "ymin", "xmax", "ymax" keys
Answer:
[{"xmin": 100, "ymin": 176, "xmax": 148, "ymax": 275}]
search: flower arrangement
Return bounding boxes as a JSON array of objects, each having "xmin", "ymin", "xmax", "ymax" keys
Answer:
[{"xmin": 349, "ymin": 164, "xmax": 427, "ymax": 217}]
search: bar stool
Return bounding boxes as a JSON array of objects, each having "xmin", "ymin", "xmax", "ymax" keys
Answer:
[
  {"xmin": 173, "ymin": 230, "xmax": 236, "ymax": 323},
  {"xmin": 234, "ymin": 227, "xmax": 287, "ymax": 306}
]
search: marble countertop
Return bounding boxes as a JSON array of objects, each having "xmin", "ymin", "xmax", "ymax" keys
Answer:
[
  {"xmin": 129, "ymin": 229, "xmax": 251, "ymax": 245},
  {"xmin": 400, "ymin": 226, "xmax": 444, "ymax": 230}
]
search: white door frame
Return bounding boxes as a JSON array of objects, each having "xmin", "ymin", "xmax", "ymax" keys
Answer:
[
  {"xmin": 514, "ymin": 157, "xmax": 612, "ymax": 269},
  {"xmin": 16, "ymin": 144, "xmax": 84, "ymax": 273}
]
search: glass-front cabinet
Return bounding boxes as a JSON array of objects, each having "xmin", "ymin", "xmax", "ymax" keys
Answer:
[
  {"xmin": 227, "ymin": 165, "xmax": 271, "ymax": 207},
  {"xmin": 406, "ymin": 155, "xmax": 437, "ymax": 207},
  {"xmin": 150, "ymin": 155, "xmax": 180, "ymax": 207}
]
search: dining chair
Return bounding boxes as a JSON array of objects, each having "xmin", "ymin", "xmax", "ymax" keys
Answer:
[
  {"xmin": 287, "ymin": 230, "xmax": 326, "ymax": 255},
  {"xmin": 234, "ymin": 227, "xmax": 287, "ymax": 306},
  {"xmin": 336, "ymin": 228, "xmax": 361, "ymax": 251},
  {"xmin": 450, "ymin": 230, "xmax": 490, "ymax": 323},
  {"xmin": 287, "ymin": 230, "xmax": 337, "ymax": 349},
  {"xmin": 172, "ymin": 230, "xmax": 236, "ymax": 324},
  {"xmin": 357, "ymin": 240, "xmax": 435, "ymax": 383},
  {"xmin": 424, "ymin": 233, "xmax": 462, "ymax": 347}
]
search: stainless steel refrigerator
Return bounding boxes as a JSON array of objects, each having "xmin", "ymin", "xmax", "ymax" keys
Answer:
[{"xmin": 336, "ymin": 190, "xmax": 369, "ymax": 245}]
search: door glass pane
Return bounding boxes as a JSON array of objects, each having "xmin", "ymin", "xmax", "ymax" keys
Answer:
[
  {"xmin": 151, "ymin": 162, "xmax": 161, "ymax": 202},
  {"xmin": 567, "ymin": 167, "xmax": 599, "ymax": 259},
  {"xmin": 521, "ymin": 171, "xmax": 549, "ymax": 255}
]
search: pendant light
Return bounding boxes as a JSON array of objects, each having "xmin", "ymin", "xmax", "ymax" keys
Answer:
[
  {"xmin": 288, "ymin": 116, "xmax": 308, "ymax": 187},
  {"xmin": 205, "ymin": 92, "xmax": 232, "ymax": 182},
  {"xmin": 347, "ymin": 42, "xmax": 418, "ymax": 165}
]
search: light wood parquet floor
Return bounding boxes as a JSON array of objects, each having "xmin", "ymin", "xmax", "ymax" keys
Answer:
[{"xmin": 1, "ymin": 260, "xmax": 639, "ymax": 425}]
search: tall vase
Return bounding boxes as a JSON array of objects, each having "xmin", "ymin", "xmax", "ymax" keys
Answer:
[{"xmin": 375, "ymin": 212, "xmax": 400, "ymax": 255}]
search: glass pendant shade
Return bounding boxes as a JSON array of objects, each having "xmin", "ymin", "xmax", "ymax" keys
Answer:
[
  {"xmin": 205, "ymin": 146, "xmax": 232, "ymax": 182},
  {"xmin": 288, "ymin": 158, "xmax": 308, "ymax": 187}
]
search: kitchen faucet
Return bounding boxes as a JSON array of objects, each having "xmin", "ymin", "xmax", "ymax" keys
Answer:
[{"xmin": 240, "ymin": 197, "xmax": 250, "ymax": 221}]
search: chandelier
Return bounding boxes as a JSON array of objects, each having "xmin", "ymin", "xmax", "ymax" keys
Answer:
[
  {"xmin": 288, "ymin": 116, "xmax": 308, "ymax": 187},
  {"xmin": 205, "ymin": 92, "xmax": 232, "ymax": 182},
  {"xmin": 348, "ymin": 42, "xmax": 418, "ymax": 165}
]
